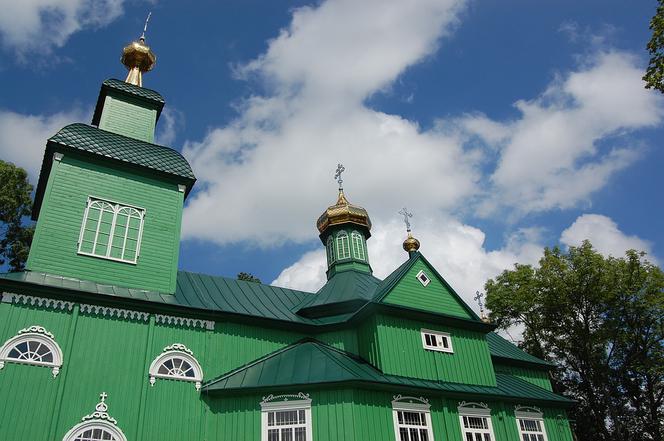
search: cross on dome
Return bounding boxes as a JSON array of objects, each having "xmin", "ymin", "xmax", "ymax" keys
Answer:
[
  {"xmin": 334, "ymin": 164, "xmax": 345, "ymax": 190},
  {"xmin": 398, "ymin": 207, "xmax": 413, "ymax": 232}
]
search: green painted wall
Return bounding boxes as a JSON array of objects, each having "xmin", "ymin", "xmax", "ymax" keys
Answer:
[
  {"xmin": 316, "ymin": 329, "xmax": 359, "ymax": 354},
  {"xmin": 494, "ymin": 362, "xmax": 553, "ymax": 391},
  {"xmin": 98, "ymin": 94, "xmax": 157, "ymax": 143},
  {"xmin": 27, "ymin": 153, "xmax": 184, "ymax": 293},
  {"xmin": 382, "ymin": 260, "xmax": 473, "ymax": 319},
  {"xmin": 360, "ymin": 314, "xmax": 496, "ymax": 386}
]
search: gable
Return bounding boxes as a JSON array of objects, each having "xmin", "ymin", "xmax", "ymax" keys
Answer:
[{"xmin": 381, "ymin": 259, "xmax": 474, "ymax": 319}]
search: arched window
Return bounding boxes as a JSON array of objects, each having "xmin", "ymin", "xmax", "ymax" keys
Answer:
[
  {"xmin": 0, "ymin": 325, "xmax": 63, "ymax": 378},
  {"xmin": 149, "ymin": 343, "xmax": 203, "ymax": 390},
  {"xmin": 326, "ymin": 236, "xmax": 336, "ymax": 265},
  {"xmin": 336, "ymin": 231, "xmax": 350, "ymax": 260},
  {"xmin": 350, "ymin": 231, "xmax": 366, "ymax": 261},
  {"xmin": 78, "ymin": 197, "xmax": 145, "ymax": 264},
  {"xmin": 63, "ymin": 392, "xmax": 127, "ymax": 441}
]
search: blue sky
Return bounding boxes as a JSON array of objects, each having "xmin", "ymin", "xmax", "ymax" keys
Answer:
[{"xmin": 0, "ymin": 0, "xmax": 662, "ymax": 309}]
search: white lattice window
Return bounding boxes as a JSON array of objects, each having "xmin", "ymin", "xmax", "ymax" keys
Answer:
[
  {"xmin": 515, "ymin": 407, "xmax": 548, "ymax": 441},
  {"xmin": 149, "ymin": 344, "xmax": 203, "ymax": 390},
  {"xmin": 336, "ymin": 231, "xmax": 351, "ymax": 260},
  {"xmin": 392, "ymin": 395, "xmax": 435, "ymax": 441},
  {"xmin": 63, "ymin": 392, "xmax": 127, "ymax": 441},
  {"xmin": 261, "ymin": 393, "xmax": 312, "ymax": 441},
  {"xmin": 351, "ymin": 231, "xmax": 366, "ymax": 261},
  {"xmin": 0, "ymin": 325, "xmax": 63, "ymax": 378},
  {"xmin": 78, "ymin": 197, "xmax": 145, "ymax": 264},
  {"xmin": 421, "ymin": 329, "xmax": 453, "ymax": 353},
  {"xmin": 326, "ymin": 236, "xmax": 336, "ymax": 265},
  {"xmin": 458, "ymin": 402, "xmax": 496, "ymax": 441}
]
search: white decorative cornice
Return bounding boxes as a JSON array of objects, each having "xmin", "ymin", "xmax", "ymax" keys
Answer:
[
  {"xmin": 18, "ymin": 325, "xmax": 55, "ymax": 339},
  {"xmin": 393, "ymin": 395, "xmax": 429, "ymax": 405},
  {"xmin": 163, "ymin": 343, "xmax": 193, "ymax": 355},
  {"xmin": 80, "ymin": 304, "xmax": 149, "ymax": 322},
  {"xmin": 155, "ymin": 314, "xmax": 215, "ymax": 330},
  {"xmin": 81, "ymin": 392, "xmax": 117, "ymax": 425},
  {"xmin": 459, "ymin": 401, "xmax": 489, "ymax": 409},
  {"xmin": 261, "ymin": 392, "xmax": 310, "ymax": 405},
  {"xmin": 515, "ymin": 405, "xmax": 541, "ymax": 413},
  {"xmin": 2, "ymin": 293, "xmax": 74, "ymax": 311}
]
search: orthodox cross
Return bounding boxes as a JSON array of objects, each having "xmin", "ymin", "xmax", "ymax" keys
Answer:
[
  {"xmin": 141, "ymin": 12, "xmax": 152, "ymax": 40},
  {"xmin": 474, "ymin": 291, "xmax": 485, "ymax": 317},
  {"xmin": 398, "ymin": 207, "xmax": 413, "ymax": 232},
  {"xmin": 99, "ymin": 392, "xmax": 108, "ymax": 402},
  {"xmin": 334, "ymin": 163, "xmax": 345, "ymax": 190}
]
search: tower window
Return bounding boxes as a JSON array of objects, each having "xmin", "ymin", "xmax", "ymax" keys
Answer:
[
  {"xmin": 421, "ymin": 329, "xmax": 453, "ymax": 353},
  {"xmin": 326, "ymin": 236, "xmax": 336, "ymax": 265},
  {"xmin": 336, "ymin": 231, "xmax": 351, "ymax": 260},
  {"xmin": 415, "ymin": 270, "xmax": 431, "ymax": 287},
  {"xmin": 351, "ymin": 231, "xmax": 366, "ymax": 261},
  {"xmin": 78, "ymin": 197, "xmax": 145, "ymax": 264}
]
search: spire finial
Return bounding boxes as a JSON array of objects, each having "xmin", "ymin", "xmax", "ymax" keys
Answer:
[
  {"xmin": 121, "ymin": 12, "xmax": 156, "ymax": 87},
  {"xmin": 140, "ymin": 12, "xmax": 152, "ymax": 41},
  {"xmin": 474, "ymin": 291, "xmax": 489, "ymax": 322},
  {"xmin": 399, "ymin": 207, "xmax": 420, "ymax": 254},
  {"xmin": 334, "ymin": 163, "xmax": 345, "ymax": 190}
]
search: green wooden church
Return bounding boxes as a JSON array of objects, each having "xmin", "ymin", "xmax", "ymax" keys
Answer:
[{"xmin": 0, "ymin": 33, "xmax": 574, "ymax": 441}]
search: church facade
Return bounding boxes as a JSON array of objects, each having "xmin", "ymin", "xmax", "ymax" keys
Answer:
[{"xmin": 0, "ymin": 35, "xmax": 574, "ymax": 441}]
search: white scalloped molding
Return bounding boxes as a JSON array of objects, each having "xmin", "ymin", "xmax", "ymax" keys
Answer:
[
  {"xmin": 2, "ymin": 292, "xmax": 74, "ymax": 311},
  {"xmin": 80, "ymin": 304, "xmax": 150, "ymax": 321},
  {"xmin": 155, "ymin": 314, "xmax": 215, "ymax": 330}
]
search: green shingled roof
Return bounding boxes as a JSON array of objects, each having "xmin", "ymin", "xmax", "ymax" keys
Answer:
[
  {"xmin": 486, "ymin": 332, "xmax": 554, "ymax": 367},
  {"xmin": 202, "ymin": 339, "xmax": 571, "ymax": 405}
]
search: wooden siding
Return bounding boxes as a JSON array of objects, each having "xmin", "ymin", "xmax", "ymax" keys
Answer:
[
  {"xmin": 27, "ymin": 153, "xmax": 184, "ymax": 293},
  {"xmin": 494, "ymin": 363, "xmax": 553, "ymax": 391},
  {"xmin": 368, "ymin": 314, "xmax": 496, "ymax": 386},
  {"xmin": 316, "ymin": 329, "xmax": 359, "ymax": 354},
  {"xmin": 382, "ymin": 260, "xmax": 472, "ymax": 319},
  {"xmin": 99, "ymin": 94, "xmax": 157, "ymax": 143}
]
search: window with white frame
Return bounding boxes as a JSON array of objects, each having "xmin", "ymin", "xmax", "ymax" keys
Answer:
[
  {"xmin": 260, "ymin": 393, "xmax": 312, "ymax": 441},
  {"xmin": 458, "ymin": 402, "xmax": 495, "ymax": 441},
  {"xmin": 148, "ymin": 344, "xmax": 203, "ymax": 390},
  {"xmin": 415, "ymin": 270, "xmax": 431, "ymax": 287},
  {"xmin": 336, "ymin": 231, "xmax": 351, "ymax": 260},
  {"xmin": 0, "ymin": 325, "xmax": 63, "ymax": 378},
  {"xmin": 326, "ymin": 236, "xmax": 336, "ymax": 265},
  {"xmin": 78, "ymin": 197, "xmax": 145, "ymax": 264},
  {"xmin": 421, "ymin": 329, "xmax": 453, "ymax": 353},
  {"xmin": 350, "ymin": 231, "xmax": 366, "ymax": 261},
  {"xmin": 63, "ymin": 392, "xmax": 127, "ymax": 441},
  {"xmin": 392, "ymin": 395, "xmax": 435, "ymax": 441},
  {"xmin": 515, "ymin": 407, "xmax": 548, "ymax": 441}
]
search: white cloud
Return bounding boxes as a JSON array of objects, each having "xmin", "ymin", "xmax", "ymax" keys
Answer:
[
  {"xmin": 0, "ymin": 108, "xmax": 86, "ymax": 181},
  {"xmin": 155, "ymin": 107, "xmax": 184, "ymax": 146},
  {"xmin": 273, "ymin": 217, "xmax": 544, "ymax": 313},
  {"xmin": 560, "ymin": 213, "xmax": 656, "ymax": 262},
  {"xmin": 0, "ymin": 0, "xmax": 125, "ymax": 56}
]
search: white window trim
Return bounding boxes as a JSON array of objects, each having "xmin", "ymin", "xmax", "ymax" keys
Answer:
[
  {"xmin": 77, "ymin": 196, "xmax": 146, "ymax": 265},
  {"xmin": 0, "ymin": 325, "xmax": 63, "ymax": 378},
  {"xmin": 336, "ymin": 231, "xmax": 351, "ymax": 260},
  {"xmin": 415, "ymin": 270, "xmax": 431, "ymax": 287},
  {"xmin": 148, "ymin": 344, "xmax": 203, "ymax": 390},
  {"xmin": 391, "ymin": 395, "xmax": 435, "ymax": 441},
  {"xmin": 63, "ymin": 392, "xmax": 127, "ymax": 441},
  {"xmin": 260, "ymin": 394, "xmax": 312, "ymax": 441},
  {"xmin": 326, "ymin": 236, "xmax": 336, "ymax": 265},
  {"xmin": 420, "ymin": 329, "xmax": 453, "ymax": 354},
  {"xmin": 515, "ymin": 407, "xmax": 549, "ymax": 441},
  {"xmin": 458, "ymin": 402, "xmax": 496, "ymax": 441},
  {"xmin": 350, "ymin": 231, "xmax": 366, "ymax": 261}
]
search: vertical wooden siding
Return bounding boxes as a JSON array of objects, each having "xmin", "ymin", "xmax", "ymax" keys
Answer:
[
  {"xmin": 493, "ymin": 363, "xmax": 553, "ymax": 391},
  {"xmin": 99, "ymin": 95, "xmax": 157, "ymax": 143}
]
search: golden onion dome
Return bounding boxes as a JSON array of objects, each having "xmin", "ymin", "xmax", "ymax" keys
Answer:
[
  {"xmin": 317, "ymin": 190, "xmax": 372, "ymax": 236},
  {"xmin": 402, "ymin": 232, "xmax": 420, "ymax": 253},
  {"xmin": 121, "ymin": 37, "xmax": 156, "ymax": 87}
]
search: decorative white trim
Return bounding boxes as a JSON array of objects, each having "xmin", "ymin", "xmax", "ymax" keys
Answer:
[
  {"xmin": 53, "ymin": 152, "xmax": 64, "ymax": 161},
  {"xmin": 2, "ymin": 293, "xmax": 74, "ymax": 311},
  {"xmin": 515, "ymin": 406, "xmax": 549, "ymax": 441},
  {"xmin": 421, "ymin": 329, "xmax": 454, "ymax": 353},
  {"xmin": 415, "ymin": 270, "xmax": 431, "ymax": 287},
  {"xmin": 458, "ymin": 402, "xmax": 496, "ymax": 441},
  {"xmin": 148, "ymin": 345, "xmax": 203, "ymax": 390},
  {"xmin": 260, "ymin": 394, "xmax": 312, "ymax": 441},
  {"xmin": 80, "ymin": 304, "xmax": 150, "ymax": 321},
  {"xmin": 392, "ymin": 395, "xmax": 435, "ymax": 441},
  {"xmin": 62, "ymin": 392, "xmax": 127, "ymax": 441},
  {"xmin": 155, "ymin": 314, "xmax": 215, "ymax": 330},
  {"xmin": 0, "ymin": 326, "xmax": 63, "ymax": 378},
  {"xmin": 336, "ymin": 230, "xmax": 351, "ymax": 260},
  {"xmin": 178, "ymin": 184, "xmax": 186, "ymax": 193}
]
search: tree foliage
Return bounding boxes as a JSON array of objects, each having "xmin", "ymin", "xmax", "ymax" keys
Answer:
[
  {"xmin": 485, "ymin": 241, "xmax": 663, "ymax": 441},
  {"xmin": 644, "ymin": 0, "xmax": 664, "ymax": 93},
  {"xmin": 237, "ymin": 272, "xmax": 261, "ymax": 283},
  {"xmin": 0, "ymin": 160, "xmax": 34, "ymax": 271}
]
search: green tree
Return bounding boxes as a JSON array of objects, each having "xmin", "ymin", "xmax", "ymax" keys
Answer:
[
  {"xmin": 0, "ymin": 160, "xmax": 34, "ymax": 271},
  {"xmin": 644, "ymin": 0, "xmax": 664, "ymax": 93},
  {"xmin": 237, "ymin": 272, "xmax": 261, "ymax": 283},
  {"xmin": 485, "ymin": 241, "xmax": 663, "ymax": 441}
]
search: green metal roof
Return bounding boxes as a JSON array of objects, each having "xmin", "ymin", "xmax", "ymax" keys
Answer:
[
  {"xmin": 202, "ymin": 339, "xmax": 571, "ymax": 405},
  {"xmin": 486, "ymin": 332, "xmax": 554, "ymax": 367},
  {"xmin": 92, "ymin": 79, "xmax": 165, "ymax": 126},
  {"xmin": 296, "ymin": 270, "xmax": 381, "ymax": 317}
]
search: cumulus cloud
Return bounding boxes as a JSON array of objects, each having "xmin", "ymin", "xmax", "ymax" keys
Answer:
[
  {"xmin": 0, "ymin": 108, "xmax": 87, "ymax": 181},
  {"xmin": 0, "ymin": 0, "xmax": 126, "ymax": 56},
  {"xmin": 560, "ymin": 213, "xmax": 656, "ymax": 262}
]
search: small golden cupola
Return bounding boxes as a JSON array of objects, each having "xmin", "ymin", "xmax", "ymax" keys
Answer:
[
  {"xmin": 317, "ymin": 164, "xmax": 373, "ymax": 279},
  {"xmin": 399, "ymin": 207, "xmax": 420, "ymax": 255},
  {"xmin": 121, "ymin": 13, "xmax": 156, "ymax": 87}
]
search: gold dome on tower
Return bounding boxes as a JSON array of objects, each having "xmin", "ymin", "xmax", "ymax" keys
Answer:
[
  {"xmin": 317, "ymin": 164, "xmax": 372, "ymax": 236},
  {"xmin": 121, "ymin": 13, "xmax": 156, "ymax": 87}
]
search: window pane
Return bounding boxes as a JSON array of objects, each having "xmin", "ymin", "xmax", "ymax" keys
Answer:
[
  {"xmin": 281, "ymin": 428, "xmax": 293, "ymax": 441},
  {"xmin": 267, "ymin": 429, "xmax": 279, "ymax": 441},
  {"xmin": 295, "ymin": 427, "xmax": 306, "ymax": 441},
  {"xmin": 419, "ymin": 429, "xmax": 429, "ymax": 441}
]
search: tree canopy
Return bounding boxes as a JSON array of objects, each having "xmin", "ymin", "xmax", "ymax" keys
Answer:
[
  {"xmin": 644, "ymin": 0, "xmax": 664, "ymax": 93},
  {"xmin": 237, "ymin": 272, "xmax": 262, "ymax": 283},
  {"xmin": 485, "ymin": 241, "xmax": 663, "ymax": 441},
  {"xmin": 0, "ymin": 160, "xmax": 34, "ymax": 271}
]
